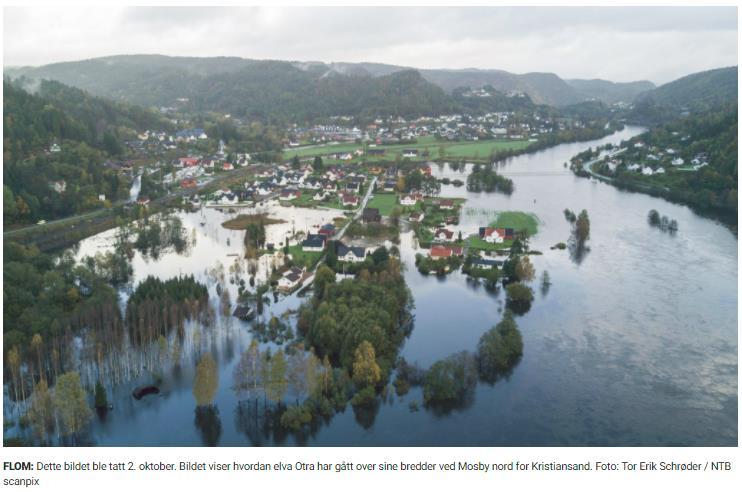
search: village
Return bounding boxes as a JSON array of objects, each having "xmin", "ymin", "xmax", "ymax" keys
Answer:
[
  {"xmin": 283, "ymin": 107, "xmax": 590, "ymax": 164},
  {"xmin": 579, "ymin": 131, "xmax": 710, "ymax": 179}
]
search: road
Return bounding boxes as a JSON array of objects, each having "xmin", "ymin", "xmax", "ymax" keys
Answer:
[
  {"xmin": 4, "ymin": 166, "xmax": 253, "ymax": 238},
  {"xmin": 580, "ymin": 148, "xmax": 626, "ymax": 182},
  {"xmin": 579, "ymin": 147, "xmax": 670, "ymax": 194},
  {"xmin": 290, "ymin": 176, "xmax": 378, "ymax": 295}
]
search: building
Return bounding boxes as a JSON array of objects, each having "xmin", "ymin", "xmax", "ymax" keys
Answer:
[
  {"xmin": 362, "ymin": 207, "xmax": 381, "ymax": 223},
  {"xmin": 278, "ymin": 266, "xmax": 305, "ymax": 291},
  {"xmin": 439, "ymin": 199, "xmax": 455, "ymax": 210},
  {"xmin": 400, "ymin": 194, "xmax": 420, "ymax": 206},
  {"xmin": 340, "ymin": 193, "xmax": 359, "ymax": 207},
  {"xmin": 337, "ymin": 242, "xmax": 366, "ymax": 262},
  {"xmin": 49, "ymin": 180, "xmax": 67, "ymax": 194},
  {"xmin": 479, "ymin": 227, "xmax": 513, "ymax": 243},
  {"xmin": 181, "ymin": 178, "xmax": 198, "ymax": 189},
  {"xmin": 179, "ymin": 157, "xmax": 200, "ymax": 167},
  {"xmin": 301, "ymin": 234, "xmax": 326, "ymax": 252},
  {"xmin": 429, "ymin": 245, "xmax": 453, "ymax": 258},
  {"xmin": 280, "ymin": 189, "xmax": 301, "ymax": 201},
  {"xmin": 409, "ymin": 211, "xmax": 425, "ymax": 223},
  {"xmin": 470, "ymin": 258, "xmax": 502, "ymax": 269},
  {"xmin": 318, "ymin": 224, "xmax": 336, "ymax": 237},
  {"xmin": 434, "ymin": 228, "xmax": 455, "ymax": 241}
]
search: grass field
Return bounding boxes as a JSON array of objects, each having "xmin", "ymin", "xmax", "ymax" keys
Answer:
[
  {"xmin": 288, "ymin": 244, "xmax": 323, "ymax": 269},
  {"xmin": 366, "ymin": 193, "xmax": 399, "ymax": 216},
  {"xmin": 221, "ymin": 214, "xmax": 285, "ymax": 229},
  {"xmin": 284, "ymin": 136, "xmax": 533, "ymax": 163},
  {"xmin": 489, "ymin": 211, "xmax": 539, "ymax": 236},
  {"xmin": 468, "ymin": 236, "xmax": 514, "ymax": 252}
]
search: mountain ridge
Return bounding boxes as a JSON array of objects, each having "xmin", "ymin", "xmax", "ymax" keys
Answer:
[{"xmin": 7, "ymin": 54, "xmax": 657, "ymax": 108}]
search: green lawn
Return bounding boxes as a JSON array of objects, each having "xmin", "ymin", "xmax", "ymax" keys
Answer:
[
  {"xmin": 280, "ymin": 193, "xmax": 317, "ymax": 208},
  {"xmin": 287, "ymin": 244, "xmax": 323, "ymax": 269},
  {"xmin": 284, "ymin": 136, "xmax": 533, "ymax": 163},
  {"xmin": 468, "ymin": 236, "xmax": 514, "ymax": 252},
  {"xmin": 366, "ymin": 193, "xmax": 398, "ymax": 216},
  {"xmin": 489, "ymin": 211, "xmax": 539, "ymax": 236}
]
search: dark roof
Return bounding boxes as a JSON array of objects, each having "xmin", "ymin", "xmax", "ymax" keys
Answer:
[
  {"xmin": 337, "ymin": 243, "xmax": 366, "ymax": 258},
  {"xmin": 302, "ymin": 234, "xmax": 326, "ymax": 249},
  {"xmin": 472, "ymin": 258, "xmax": 503, "ymax": 267},
  {"xmin": 362, "ymin": 207, "xmax": 381, "ymax": 222}
]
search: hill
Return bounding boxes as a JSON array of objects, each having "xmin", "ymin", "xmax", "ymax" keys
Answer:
[
  {"xmin": 566, "ymin": 78, "xmax": 655, "ymax": 104},
  {"xmin": 7, "ymin": 56, "xmax": 458, "ymax": 122},
  {"xmin": 7, "ymin": 54, "xmax": 656, "ymax": 116},
  {"xmin": 630, "ymin": 66, "xmax": 738, "ymax": 124},
  {"xmin": 3, "ymin": 79, "xmax": 167, "ymax": 223},
  {"xmin": 615, "ymin": 104, "xmax": 738, "ymax": 218}
]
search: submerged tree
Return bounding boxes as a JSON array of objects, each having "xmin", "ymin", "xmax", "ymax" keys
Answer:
[
  {"xmin": 194, "ymin": 405, "xmax": 222, "ymax": 447},
  {"xmin": 27, "ymin": 379, "xmax": 56, "ymax": 443},
  {"xmin": 505, "ymin": 282, "xmax": 534, "ymax": 315},
  {"xmin": 477, "ymin": 311, "xmax": 523, "ymax": 383},
  {"xmin": 423, "ymin": 351, "xmax": 478, "ymax": 406},
  {"xmin": 540, "ymin": 270, "xmax": 552, "ymax": 297},
  {"xmin": 53, "ymin": 372, "xmax": 92, "ymax": 439},
  {"xmin": 352, "ymin": 341, "xmax": 382, "ymax": 388},
  {"xmin": 193, "ymin": 353, "xmax": 219, "ymax": 407},
  {"xmin": 265, "ymin": 349, "xmax": 288, "ymax": 404},
  {"xmin": 575, "ymin": 209, "xmax": 590, "ymax": 244},
  {"xmin": 94, "ymin": 381, "xmax": 108, "ymax": 409},
  {"xmin": 515, "ymin": 256, "xmax": 536, "ymax": 282}
]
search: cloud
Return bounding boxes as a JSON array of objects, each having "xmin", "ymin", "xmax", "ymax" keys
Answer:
[{"xmin": 3, "ymin": 6, "xmax": 737, "ymax": 84}]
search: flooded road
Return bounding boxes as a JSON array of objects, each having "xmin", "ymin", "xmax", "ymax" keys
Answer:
[{"xmin": 9, "ymin": 126, "xmax": 736, "ymax": 446}]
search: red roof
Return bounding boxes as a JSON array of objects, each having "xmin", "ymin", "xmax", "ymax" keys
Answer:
[
  {"xmin": 435, "ymin": 228, "xmax": 454, "ymax": 240},
  {"xmin": 430, "ymin": 245, "xmax": 452, "ymax": 258}
]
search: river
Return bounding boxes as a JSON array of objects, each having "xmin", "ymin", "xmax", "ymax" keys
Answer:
[{"xmin": 12, "ymin": 126, "xmax": 738, "ymax": 446}]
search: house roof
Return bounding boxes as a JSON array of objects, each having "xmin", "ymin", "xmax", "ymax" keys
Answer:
[
  {"xmin": 337, "ymin": 242, "xmax": 366, "ymax": 258},
  {"xmin": 435, "ymin": 228, "xmax": 454, "ymax": 239},
  {"xmin": 430, "ymin": 245, "xmax": 452, "ymax": 257},
  {"xmin": 302, "ymin": 235, "xmax": 326, "ymax": 248}
]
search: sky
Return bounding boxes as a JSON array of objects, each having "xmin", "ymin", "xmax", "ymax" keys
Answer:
[{"xmin": 2, "ymin": 5, "xmax": 738, "ymax": 84}]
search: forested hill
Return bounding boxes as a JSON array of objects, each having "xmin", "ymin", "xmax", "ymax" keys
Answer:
[
  {"xmin": 630, "ymin": 66, "xmax": 738, "ymax": 124},
  {"xmin": 3, "ymin": 79, "xmax": 167, "ymax": 223},
  {"xmin": 618, "ymin": 104, "xmax": 738, "ymax": 217},
  {"xmin": 6, "ymin": 57, "xmax": 456, "ymax": 121},
  {"xmin": 3, "ymin": 78, "xmax": 170, "ymax": 162},
  {"xmin": 7, "ymin": 54, "xmax": 654, "ymax": 119}
]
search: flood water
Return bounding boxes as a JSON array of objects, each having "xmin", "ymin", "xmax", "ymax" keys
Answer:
[{"xmin": 10, "ymin": 126, "xmax": 738, "ymax": 446}]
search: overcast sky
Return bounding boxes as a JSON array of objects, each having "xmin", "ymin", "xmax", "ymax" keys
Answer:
[{"xmin": 3, "ymin": 6, "xmax": 738, "ymax": 84}]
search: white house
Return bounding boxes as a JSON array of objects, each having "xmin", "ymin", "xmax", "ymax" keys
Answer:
[
  {"xmin": 50, "ymin": 180, "xmax": 67, "ymax": 193},
  {"xmin": 400, "ymin": 194, "xmax": 419, "ymax": 206},
  {"xmin": 278, "ymin": 266, "xmax": 304, "ymax": 291},
  {"xmin": 337, "ymin": 243, "xmax": 366, "ymax": 263},
  {"xmin": 671, "ymin": 157, "xmax": 685, "ymax": 166},
  {"xmin": 481, "ymin": 227, "xmax": 504, "ymax": 244}
]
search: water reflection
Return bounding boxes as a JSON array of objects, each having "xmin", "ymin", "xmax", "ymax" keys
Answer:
[
  {"xmin": 194, "ymin": 405, "xmax": 222, "ymax": 447},
  {"xmin": 10, "ymin": 126, "xmax": 735, "ymax": 446}
]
